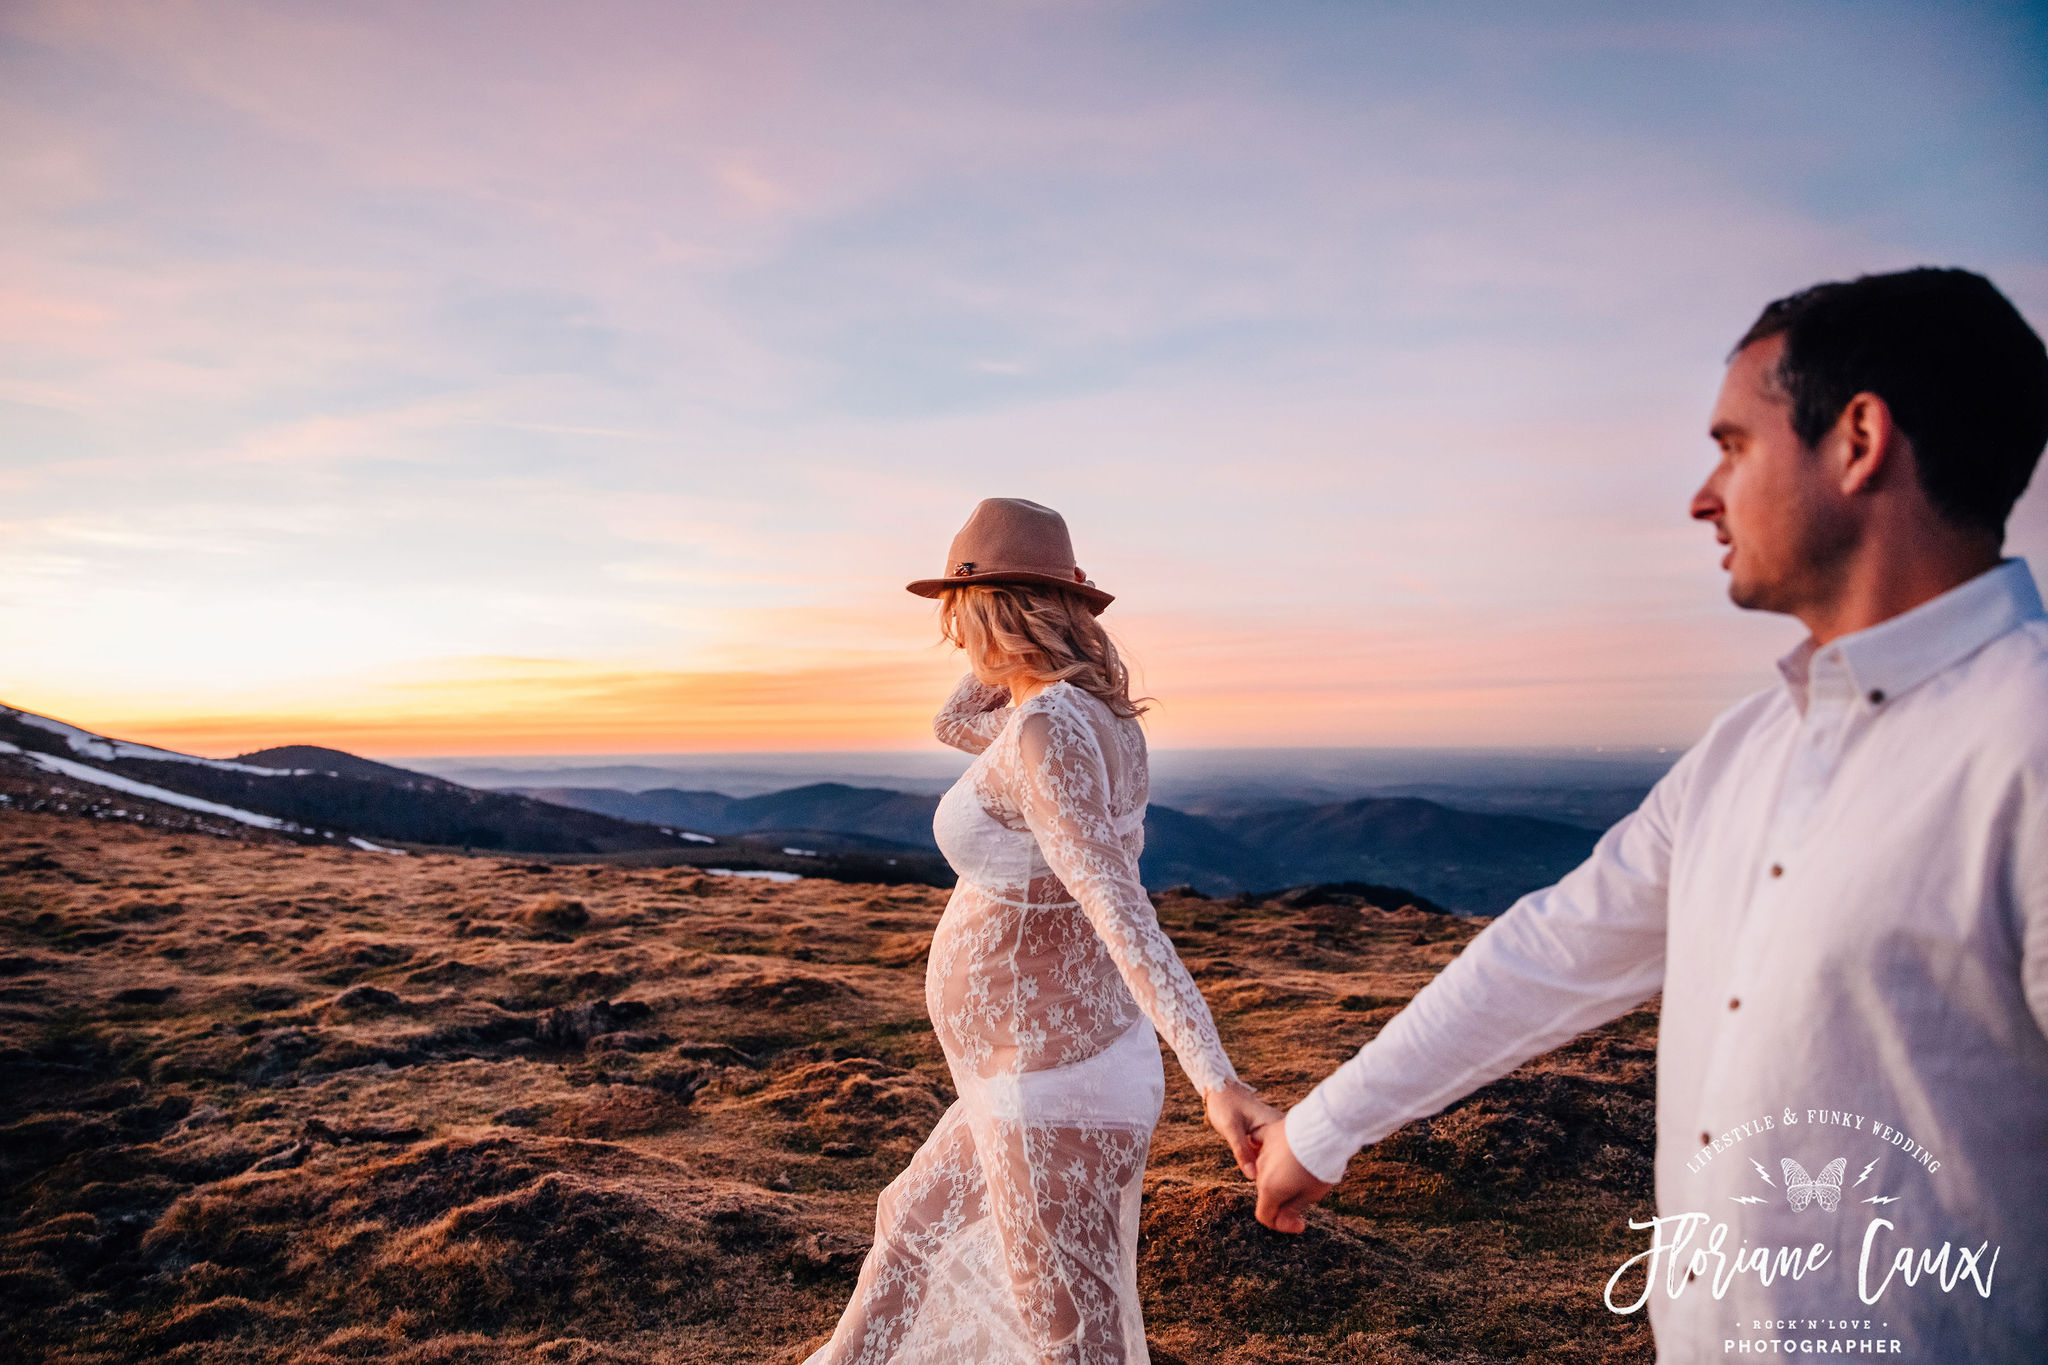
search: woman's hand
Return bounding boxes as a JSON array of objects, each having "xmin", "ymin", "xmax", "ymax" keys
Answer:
[
  {"xmin": 1204, "ymin": 1080, "xmax": 1286, "ymax": 1180},
  {"xmin": 950, "ymin": 672, "xmax": 1012, "ymax": 712}
]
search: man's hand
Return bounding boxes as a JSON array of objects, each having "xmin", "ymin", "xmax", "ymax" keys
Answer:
[
  {"xmin": 1205, "ymin": 1082, "xmax": 1286, "ymax": 1180},
  {"xmin": 1252, "ymin": 1117, "xmax": 1337, "ymax": 1233}
]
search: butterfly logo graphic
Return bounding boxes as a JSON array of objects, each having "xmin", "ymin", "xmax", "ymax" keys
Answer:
[{"xmin": 1781, "ymin": 1156, "xmax": 1847, "ymax": 1213}]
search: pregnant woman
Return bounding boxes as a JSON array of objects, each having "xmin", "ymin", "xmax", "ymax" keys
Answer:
[{"xmin": 804, "ymin": 498, "xmax": 1279, "ymax": 1365}]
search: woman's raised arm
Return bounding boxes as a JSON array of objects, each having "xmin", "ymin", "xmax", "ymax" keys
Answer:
[{"xmin": 933, "ymin": 673, "xmax": 1013, "ymax": 754}]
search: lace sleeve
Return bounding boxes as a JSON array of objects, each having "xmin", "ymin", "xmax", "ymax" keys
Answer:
[
  {"xmin": 1013, "ymin": 702, "xmax": 1241, "ymax": 1095},
  {"xmin": 933, "ymin": 673, "xmax": 1013, "ymax": 754}
]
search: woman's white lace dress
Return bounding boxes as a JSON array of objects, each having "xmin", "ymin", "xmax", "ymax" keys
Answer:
[{"xmin": 804, "ymin": 676, "xmax": 1239, "ymax": 1365}]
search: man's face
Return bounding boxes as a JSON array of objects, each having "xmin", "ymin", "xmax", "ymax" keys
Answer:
[{"xmin": 1691, "ymin": 334, "xmax": 1854, "ymax": 615}]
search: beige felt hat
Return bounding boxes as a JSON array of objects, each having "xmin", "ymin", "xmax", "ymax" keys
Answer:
[{"xmin": 905, "ymin": 498, "xmax": 1115, "ymax": 614}]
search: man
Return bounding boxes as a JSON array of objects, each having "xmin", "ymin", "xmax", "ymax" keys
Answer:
[{"xmin": 1252, "ymin": 267, "xmax": 2048, "ymax": 1360}]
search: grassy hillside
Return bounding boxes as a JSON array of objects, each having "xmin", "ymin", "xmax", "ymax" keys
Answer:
[{"xmin": 0, "ymin": 809, "xmax": 1657, "ymax": 1363}]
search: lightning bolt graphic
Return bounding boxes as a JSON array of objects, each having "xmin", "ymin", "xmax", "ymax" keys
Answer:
[
  {"xmin": 1751, "ymin": 1159, "xmax": 1774, "ymax": 1186},
  {"xmin": 1854, "ymin": 1159, "xmax": 1880, "ymax": 1187},
  {"xmin": 1729, "ymin": 1195, "xmax": 1769, "ymax": 1205},
  {"xmin": 1862, "ymin": 1195, "xmax": 1901, "ymax": 1206}
]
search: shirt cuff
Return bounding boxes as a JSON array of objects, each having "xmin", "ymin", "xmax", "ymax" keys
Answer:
[{"xmin": 1284, "ymin": 1083, "xmax": 1364, "ymax": 1186}]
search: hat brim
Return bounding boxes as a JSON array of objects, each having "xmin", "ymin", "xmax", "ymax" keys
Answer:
[{"xmin": 906, "ymin": 571, "xmax": 1114, "ymax": 614}]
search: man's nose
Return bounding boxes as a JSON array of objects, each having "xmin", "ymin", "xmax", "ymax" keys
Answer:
[{"xmin": 1689, "ymin": 481, "xmax": 1721, "ymax": 523}]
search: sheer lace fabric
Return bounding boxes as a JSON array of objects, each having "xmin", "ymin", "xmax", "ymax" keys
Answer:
[{"xmin": 805, "ymin": 676, "xmax": 1237, "ymax": 1365}]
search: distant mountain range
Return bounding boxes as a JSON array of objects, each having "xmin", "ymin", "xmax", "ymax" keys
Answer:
[
  {"xmin": 413, "ymin": 747, "xmax": 1672, "ymax": 828},
  {"xmin": 0, "ymin": 704, "xmax": 940, "ymax": 885},
  {"xmin": 517, "ymin": 780, "xmax": 1604, "ymax": 913},
  {"xmin": 3, "ymin": 702, "xmax": 1607, "ymax": 912},
  {"xmin": 0, "ymin": 706, "xmax": 676, "ymax": 853},
  {"xmin": 1214, "ymin": 795, "xmax": 1600, "ymax": 911},
  {"xmin": 511, "ymin": 783, "xmax": 946, "ymax": 848}
]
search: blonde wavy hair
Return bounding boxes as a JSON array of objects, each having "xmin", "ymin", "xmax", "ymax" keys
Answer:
[{"xmin": 939, "ymin": 584, "xmax": 1150, "ymax": 719}]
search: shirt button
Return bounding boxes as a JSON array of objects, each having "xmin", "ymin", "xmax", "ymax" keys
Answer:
[
  {"xmin": 1701, "ymin": 1131, "xmax": 1712, "ymax": 1146},
  {"xmin": 1868, "ymin": 689, "xmax": 1885, "ymax": 704},
  {"xmin": 1769, "ymin": 864, "xmax": 1784, "ymax": 878},
  {"xmin": 1728, "ymin": 997, "xmax": 1741, "ymax": 1010}
]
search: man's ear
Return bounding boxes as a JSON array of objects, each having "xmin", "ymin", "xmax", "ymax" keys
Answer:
[{"xmin": 1833, "ymin": 391, "xmax": 1901, "ymax": 497}]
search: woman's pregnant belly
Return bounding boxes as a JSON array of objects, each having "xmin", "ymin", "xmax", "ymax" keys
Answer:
[{"xmin": 926, "ymin": 880, "xmax": 1143, "ymax": 1083}]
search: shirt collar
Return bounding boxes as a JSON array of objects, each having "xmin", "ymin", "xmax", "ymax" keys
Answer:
[{"xmin": 1776, "ymin": 558, "xmax": 2045, "ymax": 716}]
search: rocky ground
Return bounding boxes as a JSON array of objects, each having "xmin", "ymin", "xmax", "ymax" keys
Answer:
[{"xmin": 0, "ymin": 809, "xmax": 1657, "ymax": 1363}]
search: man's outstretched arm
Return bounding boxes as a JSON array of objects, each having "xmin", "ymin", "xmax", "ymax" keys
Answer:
[{"xmin": 1256, "ymin": 748, "xmax": 1696, "ymax": 1231}]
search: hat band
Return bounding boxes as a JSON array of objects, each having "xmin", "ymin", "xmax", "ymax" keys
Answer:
[{"xmin": 950, "ymin": 560, "xmax": 1081, "ymax": 580}]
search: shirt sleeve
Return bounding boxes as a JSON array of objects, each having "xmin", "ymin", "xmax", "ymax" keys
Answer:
[
  {"xmin": 1013, "ymin": 701, "xmax": 1241, "ymax": 1096},
  {"xmin": 933, "ymin": 673, "xmax": 1014, "ymax": 755},
  {"xmin": 1282, "ymin": 747, "xmax": 1696, "ymax": 1184},
  {"xmin": 2017, "ymin": 759, "xmax": 2048, "ymax": 1046}
]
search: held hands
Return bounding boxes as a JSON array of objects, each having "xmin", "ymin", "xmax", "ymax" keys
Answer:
[
  {"xmin": 1204, "ymin": 1080, "xmax": 1285, "ymax": 1180},
  {"xmin": 1249, "ymin": 1116, "xmax": 1337, "ymax": 1234},
  {"xmin": 1208, "ymin": 1084, "xmax": 1340, "ymax": 1231}
]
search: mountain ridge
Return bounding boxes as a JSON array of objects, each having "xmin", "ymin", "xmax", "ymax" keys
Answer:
[
  {"xmin": 2, "ymin": 702, "xmax": 1604, "ymax": 911},
  {"xmin": 519, "ymin": 779, "xmax": 1603, "ymax": 912},
  {"xmin": 0, "ymin": 704, "xmax": 941, "ymax": 885},
  {"xmin": 234, "ymin": 744, "xmax": 448, "ymax": 785}
]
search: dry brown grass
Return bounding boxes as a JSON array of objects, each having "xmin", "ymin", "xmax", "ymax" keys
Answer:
[{"xmin": 0, "ymin": 808, "xmax": 1657, "ymax": 1363}]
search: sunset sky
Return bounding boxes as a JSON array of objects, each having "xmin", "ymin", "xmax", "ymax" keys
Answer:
[{"xmin": 4, "ymin": 1, "xmax": 2045, "ymax": 757}]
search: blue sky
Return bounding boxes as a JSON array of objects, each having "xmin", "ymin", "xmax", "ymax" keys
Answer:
[{"xmin": 2, "ymin": 0, "xmax": 2044, "ymax": 754}]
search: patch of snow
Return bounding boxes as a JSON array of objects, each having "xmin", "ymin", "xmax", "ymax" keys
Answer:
[
  {"xmin": 782, "ymin": 846, "xmax": 818, "ymax": 857},
  {"xmin": 679, "ymin": 831, "xmax": 715, "ymax": 844},
  {"xmin": 347, "ymin": 836, "xmax": 406, "ymax": 855},
  {"xmin": 705, "ymin": 867, "xmax": 803, "ymax": 883},
  {"xmin": 0, "ymin": 740, "xmax": 20, "ymax": 754},
  {"xmin": 15, "ymin": 749, "xmax": 299, "ymax": 831},
  {"xmin": 5, "ymin": 707, "xmax": 311, "ymax": 775},
  {"xmin": 11, "ymin": 711, "xmax": 118, "ymax": 760}
]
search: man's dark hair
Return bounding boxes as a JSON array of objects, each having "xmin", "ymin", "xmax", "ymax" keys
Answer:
[{"xmin": 1735, "ymin": 267, "xmax": 2048, "ymax": 536}]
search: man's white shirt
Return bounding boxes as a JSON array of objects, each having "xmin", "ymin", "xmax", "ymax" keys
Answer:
[{"xmin": 1283, "ymin": 559, "xmax": 2048, "ymax": 1360}]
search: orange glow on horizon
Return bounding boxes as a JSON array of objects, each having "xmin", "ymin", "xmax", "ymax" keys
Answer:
[
  {"xmin": 25, "ymin": 658, "xmax": 963, "ymax": 759},
  {"xmin": 8, "ymin": 603, "xmax": 1794, "ymax": 760}
]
